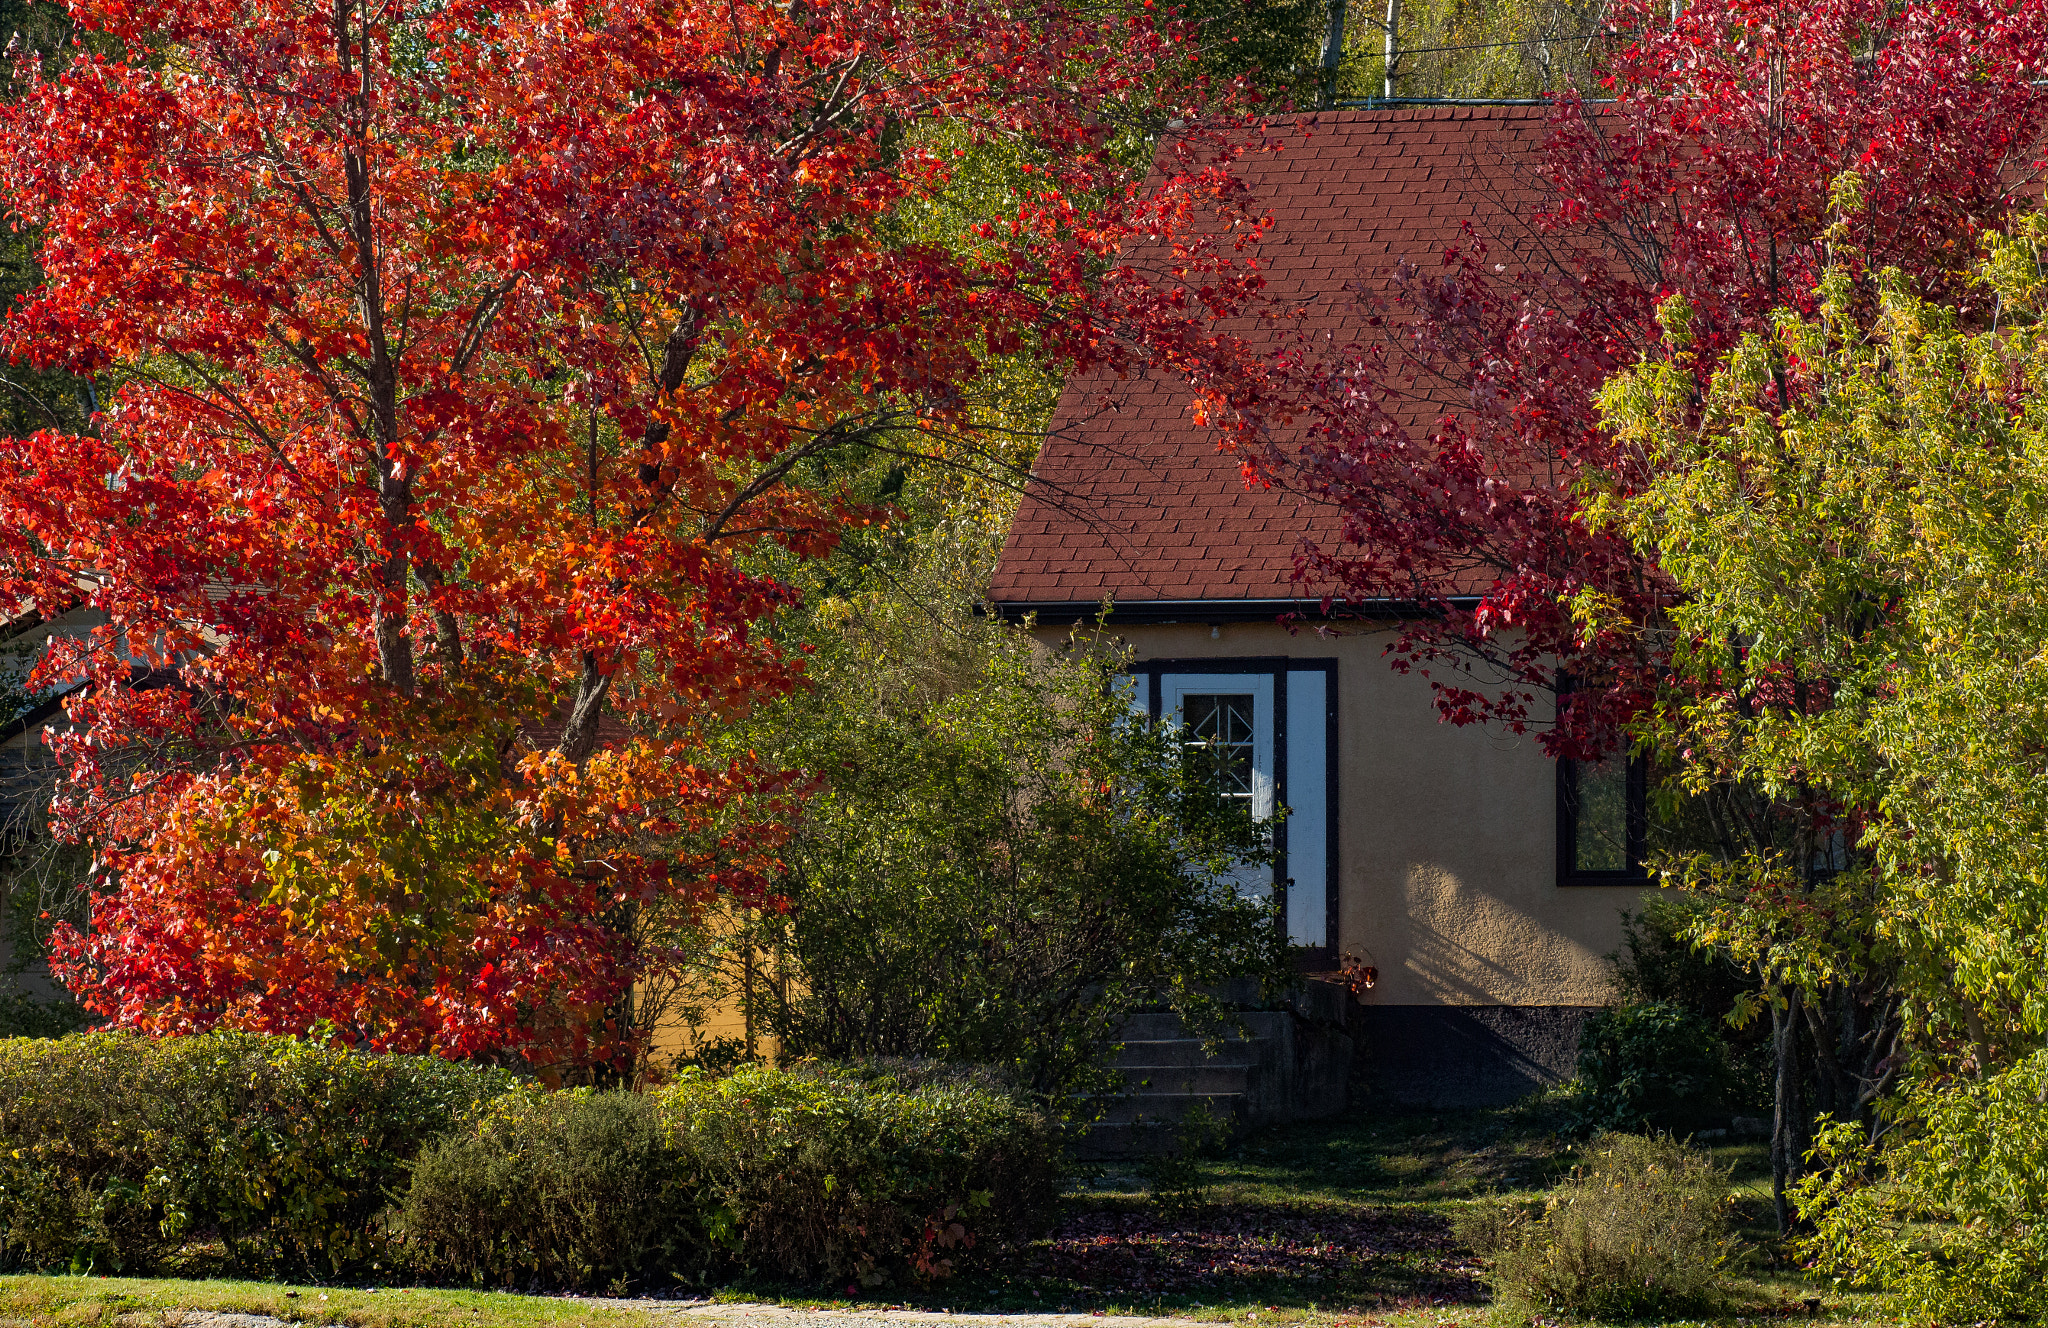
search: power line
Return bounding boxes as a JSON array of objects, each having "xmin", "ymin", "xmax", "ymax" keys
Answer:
[{"xmin": 1346, "ymin": 28, "xmax": 1621, "ymax": 59}]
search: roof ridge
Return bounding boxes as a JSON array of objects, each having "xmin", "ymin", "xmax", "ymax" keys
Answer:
[{"xmin": 1257, "ymin": 101, "xmax": 1561, "ymax": 131}]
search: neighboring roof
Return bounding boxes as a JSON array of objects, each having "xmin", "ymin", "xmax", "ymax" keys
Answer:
[{"xmin": 989, "ymin": 104, "xmax": 1557, "ymax": 619}]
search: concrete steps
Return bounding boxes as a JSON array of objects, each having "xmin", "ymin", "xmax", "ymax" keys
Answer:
[
  {"xmin": 1078, "ymin": 1017, "xmax": 1280, "ymax": 1159},
  {"xmin": 1117, "ymin": 1063, "xmax": 1253, "ymax": 1095},
  {"xmin": 1076, "ymin": 984, "xmax": 1354, "ymax": 1160}
]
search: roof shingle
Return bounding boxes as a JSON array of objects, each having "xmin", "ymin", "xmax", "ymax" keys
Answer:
[{"xmin": 988, "ymin": 104, "xmax": 1554, "ymax": 612}]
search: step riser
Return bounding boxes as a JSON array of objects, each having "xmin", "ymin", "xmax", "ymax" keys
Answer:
[
  {"xmin": 1074, "ymin": 1120, "xmax": 1236, "ymax": 1159},
  {"xmin": 1118, "ymin": 1010, "xmax": 1292, "ymax": 1041},
  {"xmin": 1116, "ymin": 1065, "xmax": 1251, "ymax": 1094},
  {"xmin": 1112, "ymin": 1039, "xmax": 1259, "ymax": 1068},
  {"xmin": 1089, "ymin": 1092, "xmax": 1244, "ymax": 1126}
]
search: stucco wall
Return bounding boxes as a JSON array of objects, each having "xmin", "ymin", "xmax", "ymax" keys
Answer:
[{"xmin": 1039, "ymin": 619, "xmax": 1650, "ymax": 1011}]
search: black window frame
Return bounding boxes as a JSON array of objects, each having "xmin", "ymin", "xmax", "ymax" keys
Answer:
[{"xmin": 1556, "ymin": 753, "xmax": 1649, "ymax": 887}]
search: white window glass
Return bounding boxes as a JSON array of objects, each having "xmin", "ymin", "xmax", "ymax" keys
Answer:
[
  {"xmin": 1284, "ymin": 669, "xmax": 1329, "ymax": 947},
  {"xmin": 1161, "ymin": 673, "xmax": 1275, "ymax": 894}
]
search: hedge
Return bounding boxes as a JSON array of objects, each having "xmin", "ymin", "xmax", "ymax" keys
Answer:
[
  {"xmin": 0, "ymin": 1031, "xmax": 513, "ymax": 1274},
  {"xmin": 0, "ymin": 1036, "xmax": 1064, "ymax": 1289},
  {"xmin": 399, "ymin": 1087, "xmax": 702, "ymax": 1289},
  {"xmin": 659, "ymin": 1060, "xmax": 1063, "ymax": 1284}
]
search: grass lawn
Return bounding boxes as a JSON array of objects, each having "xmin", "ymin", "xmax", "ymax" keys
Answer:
[
  {"xmin": 0, "ymin": 1277, "xmax": 650, "ymax": 1328},
  {"xmin": 913, "ymin": 1096, "xmax": 1882, "ymax": 1326},
  {"xmin": 0, "ymin": 1099, "xmax": 1884, "ymax": 1328}
]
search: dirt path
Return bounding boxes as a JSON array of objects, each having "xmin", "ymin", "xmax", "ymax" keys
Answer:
[{"xmin": 142, "ymin": 1304, "xmax": 1209, "ymax": 1328}]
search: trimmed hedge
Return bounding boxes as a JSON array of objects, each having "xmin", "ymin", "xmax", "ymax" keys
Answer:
[
  {"xmin": 405, "ymin": 1061, "xmax": 1063, "ymax": 1289},
  {"xmin": 0, "ymin": 1035, "xmax": 1066, "ymax": 1288},
  {"xmin": 660, "ymin": 1060, "xmax": 1063, "ymax": 1284},
  {"xmin": 0, "ymin": 1032, "xmax": 514, "ymax": 1274},
  {"xmin": 400, "ymin": 1087, "xmax": 702, "ymax": 1290}
]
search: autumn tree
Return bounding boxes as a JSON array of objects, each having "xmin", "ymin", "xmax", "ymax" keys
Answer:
[
  {"xmin": 0, "ymin": 0, "xmax": 1269, "ymax": 1072},
  {"xmin": 1260, "ymin": 0, "xmax": 2048, "ymax": 1219},
  {"xmin": 1606, "ymin": 189, "xmax": 2048, "ymax": 1318},
  {"xmin": 1280, "ymin": 0, "xmax": 2048, "ymax": 755},
  {"xmin": 0, "ymin": 0, "xmax": 83, "ymax": 442}
]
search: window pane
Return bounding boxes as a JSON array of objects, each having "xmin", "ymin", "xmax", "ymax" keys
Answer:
[
  {"xmin": 1182, "ymin": 693, "xmax": 1255, "ymax": 801},
  {"xmin": 1574, "ymin": 756, "xmax": 1629, "ymax": 873}
]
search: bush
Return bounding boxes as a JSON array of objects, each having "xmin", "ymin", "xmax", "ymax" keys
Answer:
[
  {"xmin": 401, "ymin": 1088, "xmax": 703, "ymax": 1291},
  {"xmin": 1794, "ymin": 1051, "xmax": 2048, "ymax": 1322},
  {"xmin": 1137, "ymin": 1101, "xmax": 1233, "ymax": 1212},
  {"xmin": 1572, "ymin": 1001, "xmax": 1732, "ymax": 1133},
  {"xmin": 0, "ymin": 1036, "xmax": 1059, "ymax": 1289},
  {"xmin": 719, "ymin": 603, "xmax": 1287, "ymax": 1100},
  {"xmin": 658, "ymin": 1060, "xmax": 1063, "ymax": 1285},
  {"xmin": 1484, "ymin": 1133, "xmax": 1741, "ymax": 1318},
  {"xmin": 0, "ymin": 1032, "xmax": 513, "ymax": 1274},
  {"xmin": 1606, "ymin": 900, "xmax": 1770, "ymax": 1109}
]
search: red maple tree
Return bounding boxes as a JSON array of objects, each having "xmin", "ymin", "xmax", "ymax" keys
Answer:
[
  {"xmin": 0, "ymin": 0, "xmax": 1271, "ymax": 1069},
  {"xmin": 1270, "ymin": 0, "xmax": 2048, "ymax": 758}
]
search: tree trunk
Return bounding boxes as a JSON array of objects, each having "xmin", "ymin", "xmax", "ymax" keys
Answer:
[
  {"xmin": 1772, "ymin": 986, "xmax": 1806, "ymax": 1235},
  {"xmin": 554, "ymin": 651, "xmax": 613, "ymax": 762}
]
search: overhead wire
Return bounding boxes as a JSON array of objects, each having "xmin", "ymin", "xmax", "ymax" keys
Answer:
[{"xmin": 1380, "ymin": 29, "xmax": 1619, "ymax": 56}]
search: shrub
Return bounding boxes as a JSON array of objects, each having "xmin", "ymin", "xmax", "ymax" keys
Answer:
[
  {"xmin": 400, "ymin": 1088, "xmax": 704, "ymax": 1291},
  {"xmin": 1606, "ymin": 899, "xmax": 1771, "ymax": 1109},
  {"xmin": 717, "ymin": 603, "xmax": 1287, "ymax": 1100},
  {"xmin": 1137, "ymin": 1101, "xmax": 1233, "ymax": 1212},
  {"xmin": 1486, "ymin": 1133, "xmax": 1741, "ymax": 1319},
  {"xmin": 1794, "ymin": 1051, "xmax": 2048, "ymax": 1322},
  {"xmin": 658, "ymin": 1060, "xmax": 1063, "ymax": 1285},
  {"xmin": 1572, "ymin": 1001, "xmax": 1732, "ymax": 1133},
  {"xmin": 0, "ymin": 1032, "xmax": 512, "ymax": 1274}
]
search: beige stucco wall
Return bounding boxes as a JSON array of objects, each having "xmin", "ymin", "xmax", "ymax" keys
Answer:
[{"xmin": 1041, "ymin": 619, "xmax": 1649, "ymax": 1009}]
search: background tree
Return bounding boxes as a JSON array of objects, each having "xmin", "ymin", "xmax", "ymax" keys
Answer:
[
  {"xmin": 1256, "ymin": 0, "xmax": 2048, "ymax": 1222},
  {"xmin": 1326, "ymin": 0, "xmax": 1612, "ymax": 101},
  {"xmin": 0, "ymin": 0, "xmax": 1270, "ymax": 1073}
]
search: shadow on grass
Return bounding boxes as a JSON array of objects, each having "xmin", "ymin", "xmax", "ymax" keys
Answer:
[
  {"xmin": 746, "ymin": 1099, "xmax": 1593, "ymax": 1316},
  {"xmin": 826, "ymin": 1096, "xmax": 1804, "ymax": 1321},
  {"xmin": 14, "ymin": 1100, "xmax": 1836, "ymax": 1327}
]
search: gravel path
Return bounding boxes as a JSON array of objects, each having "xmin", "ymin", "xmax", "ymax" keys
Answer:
[
  {"xmin": 585, "ymin": 1302, "xmax": 1204, "ymax": 1328},
  {"xmin": 138, "ymin": 1304, "xmax": 1207, "ymax": 1328}
]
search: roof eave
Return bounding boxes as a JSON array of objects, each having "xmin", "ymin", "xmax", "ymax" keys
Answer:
[{"xmin": 989, "ymin": 596, "xmax": 1483, "ymax": 626}]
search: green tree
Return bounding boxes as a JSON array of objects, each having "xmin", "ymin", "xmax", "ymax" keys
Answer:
[
  {"xmin": 1599, "ymin": 179, "xmax": 2048, "ymax": 1310},
  {"xmin": 691, "ymin": 492, "xmax": 1288, "ymax": 1098},
  {"xmin": 1325, "ymin": 0, "xmax": 1612, "ymax": 101}
]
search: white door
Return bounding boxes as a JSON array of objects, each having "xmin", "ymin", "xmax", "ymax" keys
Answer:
[{"xmin": 1160, "ymin": 672, "xmax": 1275, "ymax": 896}]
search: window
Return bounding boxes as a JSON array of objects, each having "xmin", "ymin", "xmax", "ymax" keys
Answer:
[
  {"xmin": 1557, "ymin": 753, "xmax": 1647, "ymax": 885},
  {"xmin": 1180, "ymin": 693, "xmax": 1257, "ymax": 807}
]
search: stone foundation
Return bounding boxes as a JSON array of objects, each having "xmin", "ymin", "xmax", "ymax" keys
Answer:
[{"xmin": 1347, "ymin": 1004, "xmax": 1596, "ymax": 1108}]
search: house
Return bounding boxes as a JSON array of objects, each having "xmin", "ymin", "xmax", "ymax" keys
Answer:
[
  {"xmin": 0, "ymin": 602, "xmax": 105, "ymax": 996},
  {"xmin": 989, "ymin": 105, "xmax": 1650, "ymax": 1108}
]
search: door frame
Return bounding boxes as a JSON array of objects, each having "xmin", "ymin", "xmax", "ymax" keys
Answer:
[{"xmin": 1126, "ymin": 656, "xmax": 1339, "ymax": 959}]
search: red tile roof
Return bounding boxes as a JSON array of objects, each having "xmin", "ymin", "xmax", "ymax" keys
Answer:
[{"xmin": 988, "ymin": 105, "xmax": 1556, "ymax": 615}]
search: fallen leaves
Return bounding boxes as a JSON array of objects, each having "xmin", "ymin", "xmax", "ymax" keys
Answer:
[{"xmin": 1028, "ymin": 1204, "xmax": 1484, "ymax": 1307}]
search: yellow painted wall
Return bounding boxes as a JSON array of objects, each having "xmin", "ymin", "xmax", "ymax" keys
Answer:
[{"xmin": 1045, "ymin": 619, "xmax": 1649, "ymax": 1009}]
